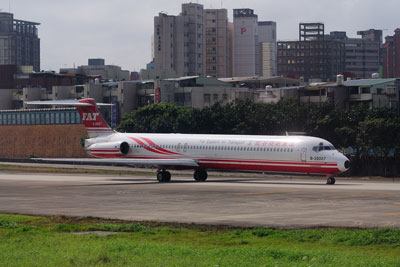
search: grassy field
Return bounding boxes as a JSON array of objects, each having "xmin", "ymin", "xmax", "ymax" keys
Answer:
[
  {"xmin": 0, "ymin": 214, "xmax": 399, "ymax": 266},
  {"xmin": 0, "ymin": 163, "xmax": 153, "ymax": 176}
]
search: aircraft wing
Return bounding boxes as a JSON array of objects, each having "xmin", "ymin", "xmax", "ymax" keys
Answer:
[{"xmin": 33, "ymin": 158, "xmax": 199, "ymax": 167}]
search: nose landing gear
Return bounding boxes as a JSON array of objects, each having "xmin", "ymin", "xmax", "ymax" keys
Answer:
[{"xmin": 326, "ymin": 175, "xmax": 336, "ymax": 185}]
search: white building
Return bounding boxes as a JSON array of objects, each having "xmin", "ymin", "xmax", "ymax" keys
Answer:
[
  {"xmin": 233, "ymin": 9, "xmax": 259, "ymax": 77},
  {"xmin": 258, "ymin": 21, "xmax": 277, "ymax": 77},
  {"xmin": 154, "ymin": 3, "xmax": 205, "ymax": 78},
  {"xmin": 233, "ymin": 10, "xmax": 277, "ymax": 78},
  {"xmin": 204, "ymin": 8, "xmax": 232, "ymax": 78}
]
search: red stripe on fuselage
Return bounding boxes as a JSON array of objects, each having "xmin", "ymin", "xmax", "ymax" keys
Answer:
[
  {"xmin": 196, "ymin": 158, "xmax": 338, "ymax": 167},
  {"xmin": 91, "ymin": 153, "xmax": 123, "ymax": 159},
  {"xmin": 129, "ymin": 137, "xmax": 171, "ymax": 155},
  {"xmin": 140, "ymin": 137, "xmax": 182, "ymax": 155},
  {"xmin": 197, "ymin": 162, "xmax": 340, "ymax": 174}
]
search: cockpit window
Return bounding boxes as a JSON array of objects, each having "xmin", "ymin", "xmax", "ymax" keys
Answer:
[{"xmin": 312, "ymin": 143, "xmax": 336, "ymax": 152}]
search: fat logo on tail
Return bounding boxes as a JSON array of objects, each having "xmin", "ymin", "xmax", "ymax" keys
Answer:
[{"xmin": 76, "ymin": 98, "xmax": 114, "ymax": 137}]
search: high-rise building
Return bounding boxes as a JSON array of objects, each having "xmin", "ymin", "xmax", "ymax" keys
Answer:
[
  {"xmin": 383, "ymin": 29, "xmax": 400, "ymax": 78},
  {"xmin": 357, "ymin": 29, "xmax": 383, "ymax": 73},
  {"xmin": 154, "ymin": 3, "xmax": 205, "ymax": 78},
  {"xmin": 328, "ymin": 30, "xmax": 382, "ymax": 79},
  {"xmin": 181, "ymin": 3, "xmax": 205, "ymax": 76},
  {"xmin": 233, "ymin": 9, "xmax": 259, "ymax": 77},
  {"xmin": 278, "ymin": 23, "xmax": 345, "ymax": 82},
  {"xmin": 154, "ymin": 13, "xmax": 178, "ymax": 76},
  {"xmin": 233, "ymin": 9, "xmax": 277, "ymax": 77},
  {"xmin": 204, "ymin": 9, "xmax": 232, "ymax": 78},
  {"xmin": 258, "ymin": 21, "xmax": 277, "ymax": 77},
  {"xmin": 0, "ymin": 12, "xmax": 40, "ymax": 72}
]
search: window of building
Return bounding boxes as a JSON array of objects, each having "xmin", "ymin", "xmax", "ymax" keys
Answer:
[
  {"xmin": 348, "ymin": 87, "xmax": 359, "ymax": 95},
  {"xmin": 361, "ymin": 87, "xmax": 371, "ymax": 94}
]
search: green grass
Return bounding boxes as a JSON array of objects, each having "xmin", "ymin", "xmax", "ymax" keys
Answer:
[
  {"xmin": 0, "ymin": 214, "xmax": 399, "ymax": 266},
  {"xmin": 0, "ymin": 164, "xmax": 153, "ymax": 176}
]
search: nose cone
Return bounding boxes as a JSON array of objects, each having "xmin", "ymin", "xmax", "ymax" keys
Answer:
[
  {"xmin": 338, "ymin": 156, "xmax": 351, "ymax": 172},
  {"xmin": 344, "ymin": 160, "xmax": 351, "ymax": 169}
]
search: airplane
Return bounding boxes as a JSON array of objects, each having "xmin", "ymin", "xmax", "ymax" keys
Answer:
[{"xmin": 26, "ymin": 98, "xmax": 350, "ymax": 185}]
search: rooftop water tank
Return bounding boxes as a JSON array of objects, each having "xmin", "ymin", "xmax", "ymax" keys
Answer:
[
  {"xmin": 371, "ymin": 73, "xmax": 379, "ymax": 79},
  {"xmin": 336, "ymin": 74, "xmax": 344, "ymax": 86}
]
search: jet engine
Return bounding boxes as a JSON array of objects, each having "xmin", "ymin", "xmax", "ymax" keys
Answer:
[{"xmin": 87, "ymin": 141, "xmax": 130, "ymax": 156}]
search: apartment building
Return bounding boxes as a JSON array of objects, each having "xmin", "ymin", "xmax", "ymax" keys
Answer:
[
  {"xmin": 329, "ymin": 30, "xmax": 382, "ymax": 79},
  {"xmin": 0, "ymin": 12, "xmax": 40, "ymax": 72},
  {"xmin": 204, "ymin": 8, "xmax": 232, "ymax": 78},
  {"xmin": 278, "ymin": 23, "xmax": 346, "ymax": 82},
  {"xmin": 383, "ymin": 29, "xmax": 400, "ymax": 78},
  {"xmin": 154, "ymin": 3, "xmax": 205, "ymax": 78}
]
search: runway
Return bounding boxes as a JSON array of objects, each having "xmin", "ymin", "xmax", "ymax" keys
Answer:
[{"xmin": 0, "ymin": 168, "xmax": 400, "ymax": 229}]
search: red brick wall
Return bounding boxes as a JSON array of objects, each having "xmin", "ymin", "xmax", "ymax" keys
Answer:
[{"xmin": 0, "ymin": 124, "xmax": 89, "ymax": 158}]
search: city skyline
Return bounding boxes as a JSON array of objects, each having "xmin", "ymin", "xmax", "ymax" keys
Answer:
[{"xmin": 0, "ymin": 0, "xmax": 398, "ymax": 73}]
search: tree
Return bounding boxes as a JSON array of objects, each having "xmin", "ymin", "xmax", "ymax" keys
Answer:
[
  {"xmin": 357, "ymin": 116, "xmax": 400, "ymax": 156},
  {"xmin": 117, "ymin": 103, "xmax": 193, "ymax": 133}
]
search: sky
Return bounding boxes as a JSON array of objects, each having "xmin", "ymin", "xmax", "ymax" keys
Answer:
[{"xmin": 0, "ymin": 0, "xmax": 399, "ymax": 72}]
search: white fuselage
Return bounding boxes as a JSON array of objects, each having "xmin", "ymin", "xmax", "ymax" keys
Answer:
[{"xmin": 86, "ymin": 133, "xmax": 349, "ymax": 176}]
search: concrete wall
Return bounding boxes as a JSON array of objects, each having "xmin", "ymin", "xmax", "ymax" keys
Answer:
[{"xmin": 0, "ymin": 124, "xmax": 88, "ymax": 158}]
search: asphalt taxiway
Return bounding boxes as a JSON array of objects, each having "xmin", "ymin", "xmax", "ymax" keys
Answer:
[{"xmin": 0, "ymin": 166, "xmax": 399, "ymax": 229}]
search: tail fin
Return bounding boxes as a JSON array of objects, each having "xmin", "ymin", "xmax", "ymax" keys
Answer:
[
  {"xmin": 25, "ymin": 98, "xmax": 114, "ymax": 138},
  {"xmin": 76, "ymin": 98, "xmax": 114, "ymax": 138}
]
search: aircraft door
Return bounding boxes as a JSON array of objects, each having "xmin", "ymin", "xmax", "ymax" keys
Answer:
[{"xmin": 300, "ymin": 148, "xmax": 307, "ymax": 162}]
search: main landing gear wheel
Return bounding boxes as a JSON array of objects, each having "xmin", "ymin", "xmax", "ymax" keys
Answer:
[
  {"xmin": 194, "ymin": 169, "xmax": 208, "ymax": 182},
  {"xmin": 157, "ymin": 170, "xmax": 171, "ymax": 183},
  {"xmin": 326, "ymin": 177, "xmax": 336, "ymax": 185}
]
